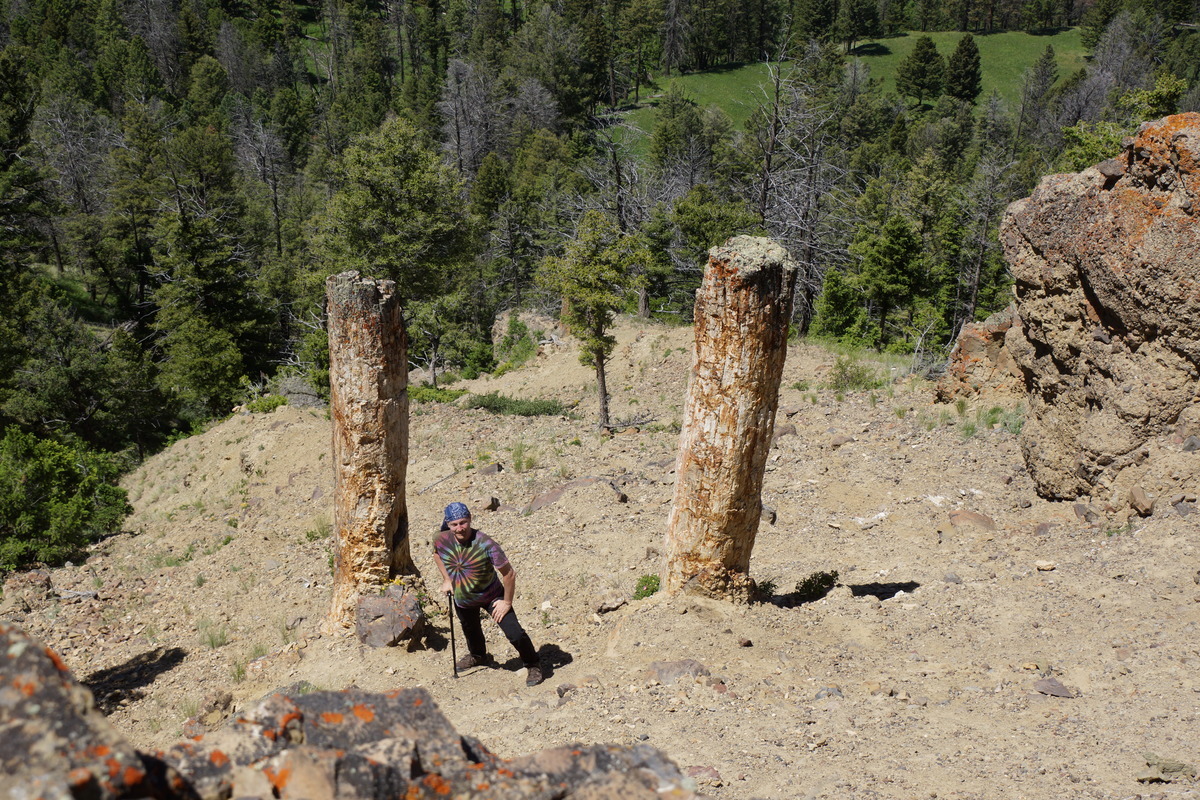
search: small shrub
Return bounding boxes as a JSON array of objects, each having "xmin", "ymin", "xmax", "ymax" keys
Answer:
[
  {"xmin": 894, "ymin": 406, "xmax": 908, "ymax": 419},
  {"xmin": 633, "ymin": 574, "xmax": 661, "ymax": 599},
  {"xmin": 955, "ymin": 398, "xmax": 968, "ymax": 416},
  {"xmin": 825, "ymin": 356, "xmax": 885, "ymax": 392},
  {"xmin": 246, "ymin": 394, "xmax": 288, "ymax": 413},
  {"xmin": 231, "ymin": 661, "xmax": 246, "ymax": 682},
  {"xmin": 756, "ymin": 577, "xmax": 778, "ymax": 597},
  {"xmin": 791, "ymin": 380, "xmax": 810, "ymax": 391},
  {"xmin": 464, "ymin": 393, "xmax": 567, "ymax": 417},
  {"xmin": 793, "ymin": 570, "xmax": 839, "ymax": 602},
  {"xmin": 0, "ymin": 427, "xmax": 131, "ymax": 570},
  {"xmin": 194, "ymin": 574, "xmax": 206, "ymax": 588},
  {"xmin": 409, "ymin": 385, "xmax": 469, "ymax": 404}
]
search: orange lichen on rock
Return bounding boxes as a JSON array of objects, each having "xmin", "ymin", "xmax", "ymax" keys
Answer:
[
  {"xmin": 351, "ymin": 704, "xmax": 375, "ymax": 722},
  {"xmin": 320, "ymin": 712, "xmax": 344, "ymax": 724},
  {"xmin": 209, "ymin": 750, "xmax": 229, "ymax": 767}
]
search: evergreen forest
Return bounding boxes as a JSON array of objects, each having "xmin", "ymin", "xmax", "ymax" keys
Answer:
[{"xmin": 2, "ymin": 0, "xmax": 1199, "ymax": 569}]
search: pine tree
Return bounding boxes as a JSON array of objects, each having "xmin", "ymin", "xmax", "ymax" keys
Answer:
[
  {"xmin": 895, "ymin": 36, "xmax": 945, "ymax": 106},
  {"xmin": 945, "ymin": 34, "xmax": 982, "ymax": 104},
  {"xmin": 536, "ymin": 210, "xmax": 649, "ymax": 429}
]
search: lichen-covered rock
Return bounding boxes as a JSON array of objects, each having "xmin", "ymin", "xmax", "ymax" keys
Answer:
[
  {"xmin": 1001, "ymin": 113, "xmax": 1200, "ymax": 499},
  {"xmin": 3, "ymin": 622, "xmax": 703, "ymax": 800},
  {"xmin": 934, "ymin": 305, "xmax": 1024, "ymax": 402},
  {"xmin": 0, "ymin": 621, "xmax": 181, "ymax": 800}
]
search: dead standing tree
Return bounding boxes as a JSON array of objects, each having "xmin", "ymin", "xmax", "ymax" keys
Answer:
[
  {"xmin": 324, "ymin": 272, "xmax": 417, "ymax": 631},
  {"xmin": 663, "ymin": 237, "xmax": 797, "ymax": 600}
]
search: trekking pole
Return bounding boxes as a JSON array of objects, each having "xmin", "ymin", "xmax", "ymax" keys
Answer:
[{"xmin": 446, "ymin": 591, "xmax": 458, "ymax": 679}]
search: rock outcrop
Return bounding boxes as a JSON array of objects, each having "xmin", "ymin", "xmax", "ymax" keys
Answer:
[
  {"xmin": 1, "ymin": 622, "xmax": 701, "ymax": 800},
  {"xmin": 1001, "ymin": 114, "xmax": 1200, "ymax": 499},
  {"xmin": 934, "ymin": 305, "xmax": 1024, "ymax": 402}
]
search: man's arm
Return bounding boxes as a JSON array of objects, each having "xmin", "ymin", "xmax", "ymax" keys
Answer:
[
  {"xmin": 434, "ymin": 543, "xmax": 453, "ymax": 595},
  {"xmin": 491, "ymin": 563, "xmax": 515, "ymax": 623}
]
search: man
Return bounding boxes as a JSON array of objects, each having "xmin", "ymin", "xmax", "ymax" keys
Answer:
[{"xmin": 434, "ymin": 502, "xmax": 543, "ymax": 686}]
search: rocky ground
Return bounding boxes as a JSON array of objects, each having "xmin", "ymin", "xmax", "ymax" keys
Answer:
[{"xmin": 4, "ymin": 316, "xmax": 1200, "ymax": 800}]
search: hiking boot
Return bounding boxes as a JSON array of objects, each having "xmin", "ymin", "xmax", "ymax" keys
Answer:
[
  {"xmin": 456, "ymin": 653, "xmax": 492, "ymax": 671},
  {"xmin": 525, "ymin": 664, "xmax": 544, "ymax": 687}
]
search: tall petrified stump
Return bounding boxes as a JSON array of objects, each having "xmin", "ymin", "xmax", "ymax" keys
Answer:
[
  {"xmin": 324, "ymin": 272, "xmax": 416, "ymax": 631},
  {"xmin": 664, "ymin": 237, "xmax": 798, "ymax": 599}
]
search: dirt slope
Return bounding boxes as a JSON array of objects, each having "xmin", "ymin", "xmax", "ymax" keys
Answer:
[{"xmin": 5, "ymin": 317, "xmax": 1199, "ymax": 800}]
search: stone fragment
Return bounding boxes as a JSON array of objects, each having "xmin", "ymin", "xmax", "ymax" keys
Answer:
[
  {"xmin": 594, "ymin": 591, "xmax": 627, "ymax": 614},
  {"xmin": 948, "ymin": 510, "xmax": 997, "ymax": 531},
  {"xmin": 355, "ymin": 585, "xmax": 426, "ymax": 648},
  {"xmin": 1034, "ymin": 560, "xmax": 1057, "ymax": 571},
  {"xmin": 645, "ymin": 659, "xmax": 711, "ymax": 685},
  {"xmin": 1033, "ymin": 677, "xmax": 1076, "ymax": 698},
  {"xmin": 474, "ymin": 496, "xmax": 501, "ymax": 511},
  {"xmin": 829, "ymin": 435, "xmax": 855, "ymax": 449},
  {"xmin": 479, "ymin": 462, "xmax": 504, "ymax": 475},
  {"xmin": 1129, "ymin": 485, "xmax": 1155, "ymax": 517}
]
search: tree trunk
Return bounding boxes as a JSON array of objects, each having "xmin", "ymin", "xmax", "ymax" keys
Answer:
[
  {"xmin": 323, "ymin": 271, "xmax": 416, "ymax": 632},
  {"xmin": 663, "ymin": 237, "xmax": 798, "ymax": 600},
  {"xmin": 595, "ymin": 355, "xmax": 611, "ymax": 429}
]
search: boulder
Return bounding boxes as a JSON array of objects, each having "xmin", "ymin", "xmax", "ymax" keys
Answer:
[
  {"xmin": 934, "ymin": 305, "xmax": 1024, "ymax": 402},
  {"xmin": 1001, "ymin": 114, "xmax": 1200, "ymax": 498},
  {"xmin": 355, "ymin": 585, "xmax": 426, "ymax": 648},
  {"xmin": 2, "ymin": 622, "xmax": 703, "ymax": 800}
]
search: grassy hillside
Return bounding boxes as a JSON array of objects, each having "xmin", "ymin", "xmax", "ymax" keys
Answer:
[{"xmin": 619, "ymin": 28, "xmax": 1087, "ymax": 141}]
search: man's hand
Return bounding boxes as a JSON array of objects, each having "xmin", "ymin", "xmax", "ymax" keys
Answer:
[
  {"xmin": 490, "ymin": 599, "xmax": 511, "ymax": 624},
  {"xmin": 441, "ymin": 579, "xmax": 452, "ymax": 596}
]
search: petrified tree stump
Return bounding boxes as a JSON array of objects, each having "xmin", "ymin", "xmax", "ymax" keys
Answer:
[
  {"xmin": 664, "ymin": 237, "xmax": 798, "ymax": 599},
  {"xmin": 324, "ymin": 272, "xmax": 416, "ymax": 631}
]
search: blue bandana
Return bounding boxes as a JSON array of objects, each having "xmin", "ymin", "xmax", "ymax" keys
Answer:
[{"xmin": 443, "ymin": 502, "xmax": 470, "ymax": 524}]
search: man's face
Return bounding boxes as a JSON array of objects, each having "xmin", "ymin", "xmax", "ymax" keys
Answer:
[{"xmin": 448, "ymin": 515, "xmax": 472, "ymax": 540}]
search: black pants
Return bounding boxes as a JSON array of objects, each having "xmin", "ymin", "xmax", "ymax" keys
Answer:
[{"xmin": 456, "ymin": 599, "xmax": 538, "ymax": 667}]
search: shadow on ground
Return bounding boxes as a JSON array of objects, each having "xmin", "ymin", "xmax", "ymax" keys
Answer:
[{"xmin": 83, "ymin": 646, "xmax": 187, "ymax": 713}]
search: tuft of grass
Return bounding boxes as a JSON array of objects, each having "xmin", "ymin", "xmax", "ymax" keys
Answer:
[
  {"xmin": 464, "ymin": 392, "xmax": 566, "ymax": 417},
  {"xmin": 305, "ymin": 518, "xmax": 331, "ymax": 542},
  {"xmin": 633, "ymin": 574, "xmax": 661, "ymax": 599},
  {"xmin": 197, "ymin": 619, "xmax": 229, "ymax": 649},
  {"xmin": 194, "ymin": 574, "xmax": 206, "ymax": 588},
  {"xmin": 510, "ymin": 440, "xmax": 537, "ymax": 473},
  {"xmin": 894, "ymin": 406, "xmax": 908, "ymax": 419}
]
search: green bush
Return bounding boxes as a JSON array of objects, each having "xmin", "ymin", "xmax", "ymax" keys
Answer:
[
  {"xmin": 409, "ymin": 385, "xmax": 468, "ymax": 404},
  {"xmin": 0, "ymin": 427, "xmax": 131, "ymax": 570},
  {"xmin": 245, "ymin": 394, "xmax": 288, "ymax": 413},
  {"xmin": 825, "ymin": 356, "xmax": 886, "ymax": 392},
  {"xmin": 463, "ymin": 392, "xmax": 566, "ymax": 417},
  {"xmin": 633, "ymin": 573, "xmax": 661, "ymax": 599}
]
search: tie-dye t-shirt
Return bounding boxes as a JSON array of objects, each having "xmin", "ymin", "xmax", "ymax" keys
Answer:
[{"xmin": 433, "ymin": 528, "xmax": 509, "ymax": 608}]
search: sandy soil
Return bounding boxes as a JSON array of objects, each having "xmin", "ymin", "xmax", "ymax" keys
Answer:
[{"xmin": 5, "ymin": 316, "xmax": 1199, "ymax": 800}]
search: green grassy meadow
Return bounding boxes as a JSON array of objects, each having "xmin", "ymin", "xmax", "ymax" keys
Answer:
[{"xmin": 618, "ymin": 28, "xmax": 1086, "ymax": 142}]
